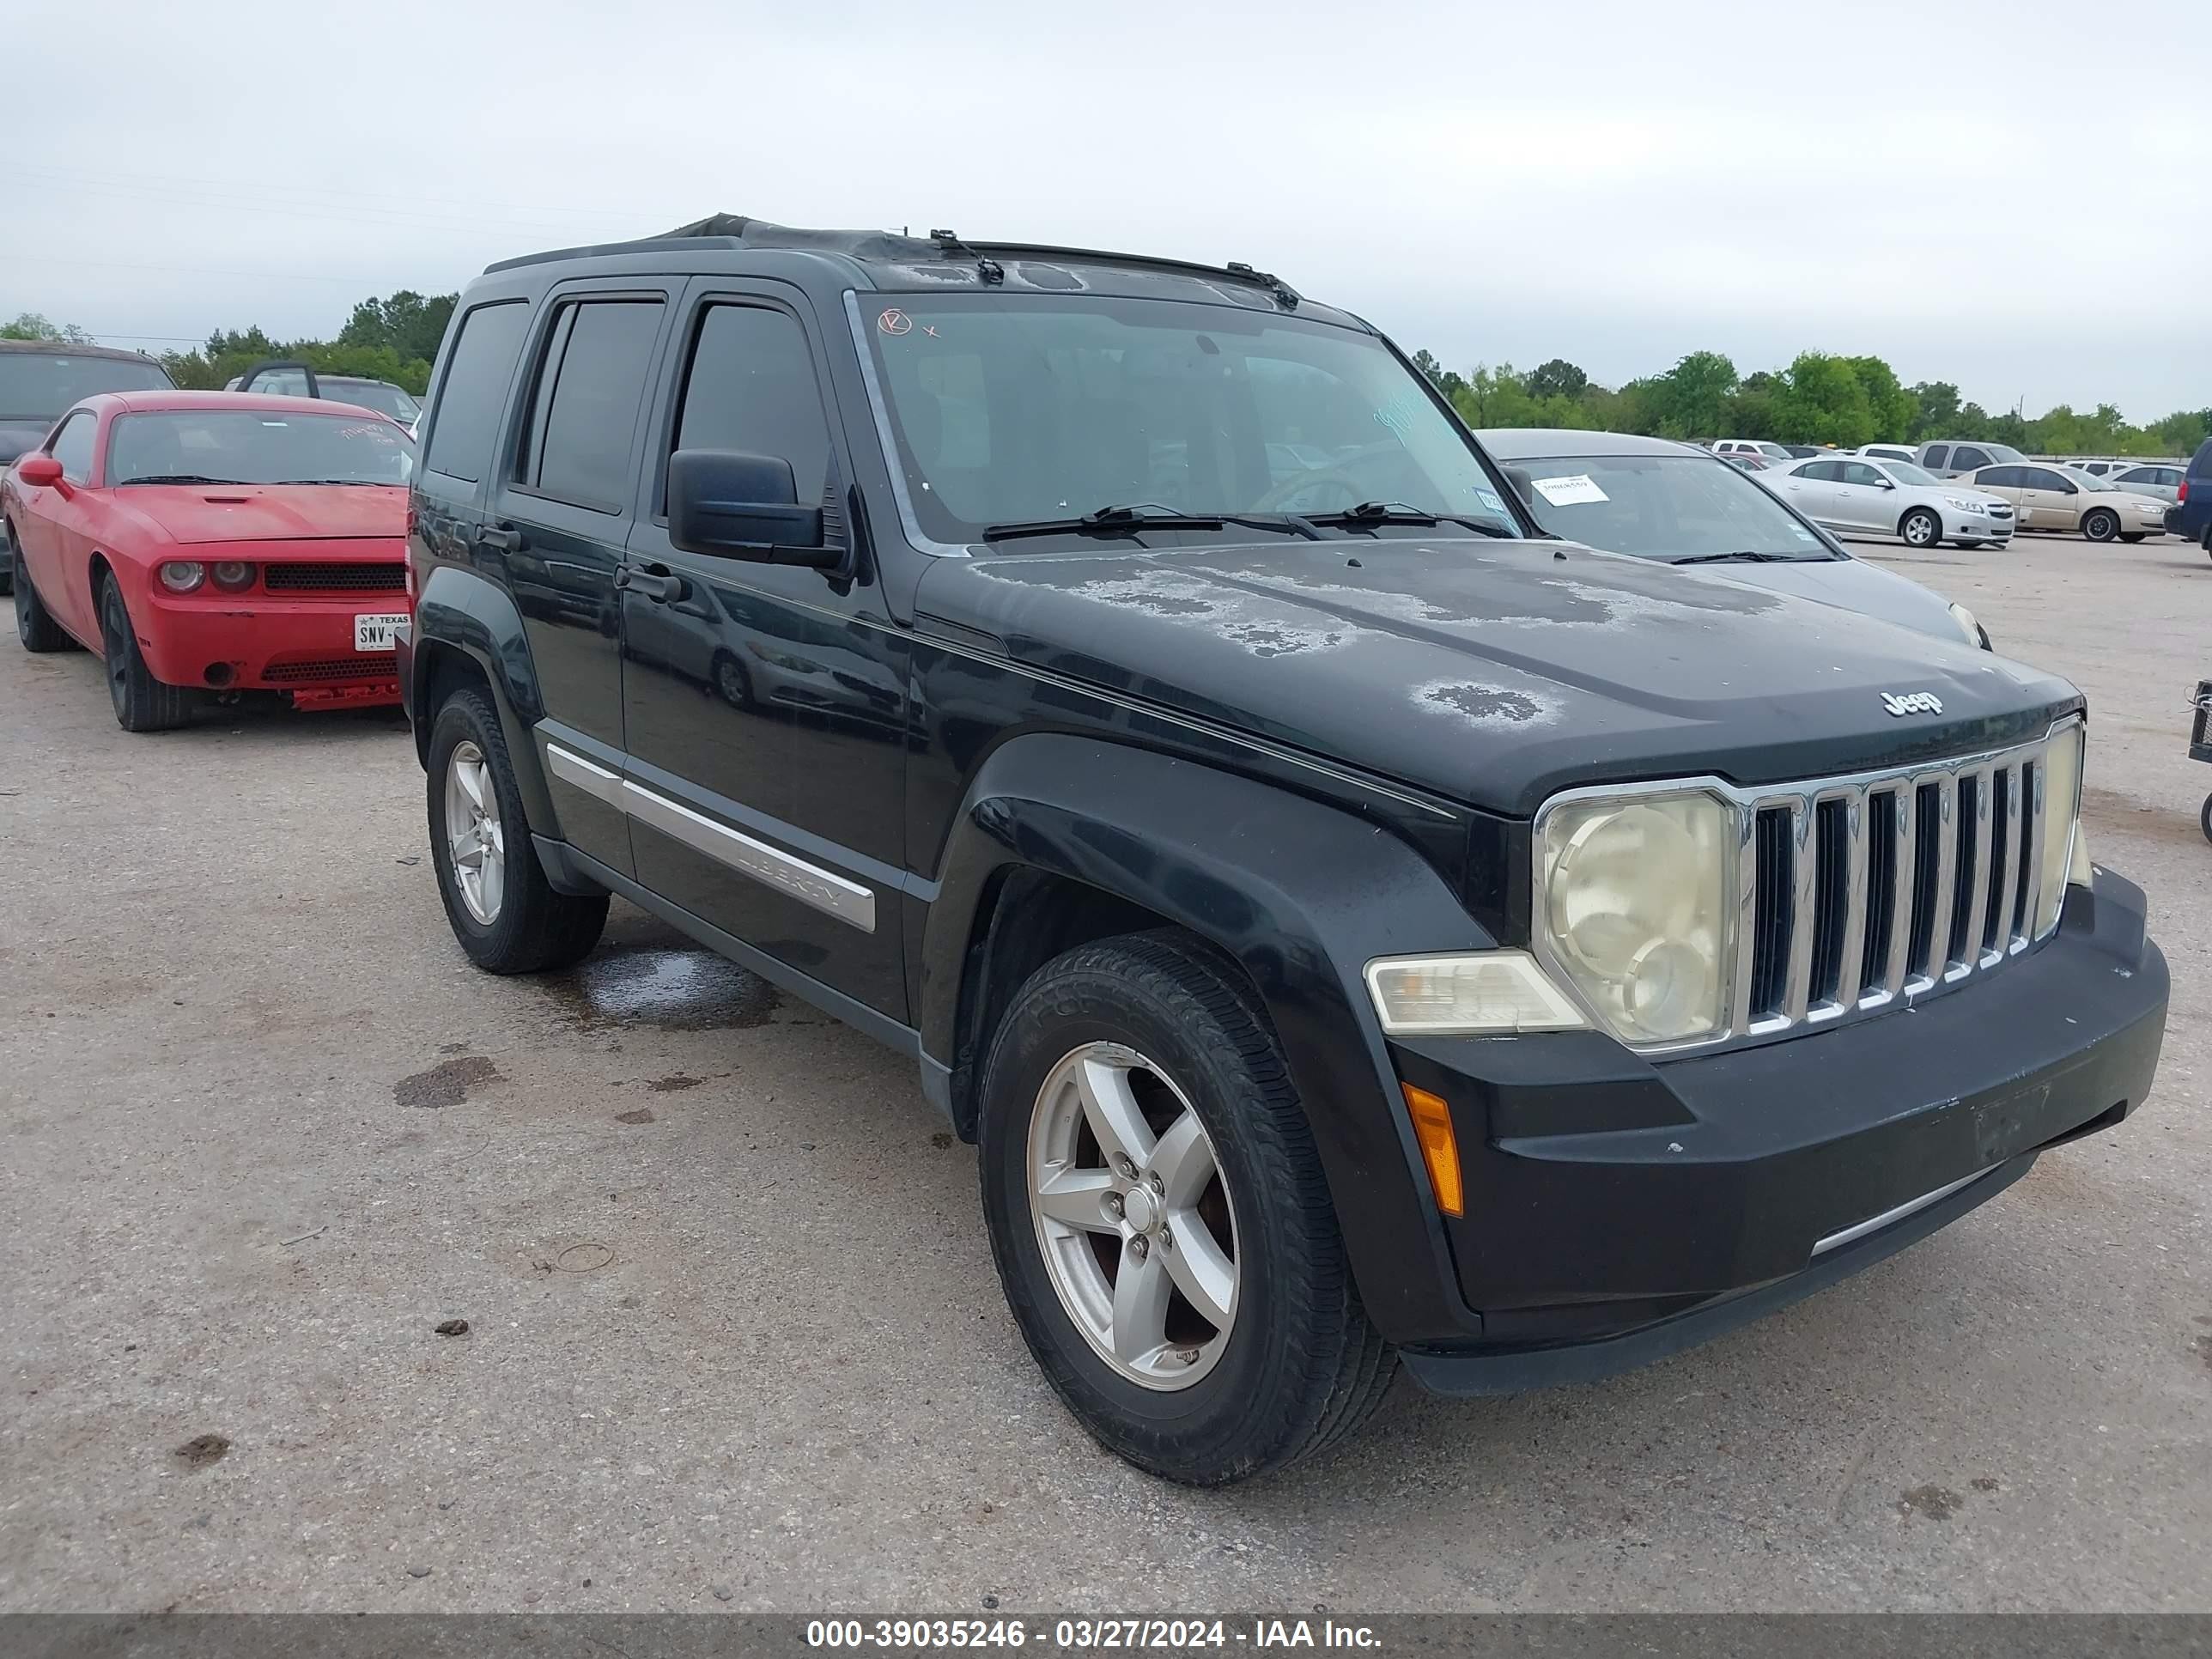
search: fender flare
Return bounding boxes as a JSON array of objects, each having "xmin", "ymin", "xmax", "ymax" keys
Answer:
[
  {"xmin": 921, "ymin": 732, "xmax": 1498, "ymax": 1341},
  {"xmin": 408, "ymin": 562, "xmax": 557, "ymax": 830}
]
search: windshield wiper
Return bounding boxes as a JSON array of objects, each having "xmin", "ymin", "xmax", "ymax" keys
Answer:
[
  {"xmin": 1302, "ymin": 501, "xmax": 1515, "ymax": 538},
  {"xmin": 271, "ymin": 478, "xmax": 386, "ymax": 486},
  {"xmin": 1668, "ymin": 550, "xmax": 1820, "ymax": 565},
  {"xmin": 120, "ymin": 474, "xmax": 246, "ymax": 486},
  {"xmin": 981, "ymin": 502, "xmax": 1322, "ymax": 543}
]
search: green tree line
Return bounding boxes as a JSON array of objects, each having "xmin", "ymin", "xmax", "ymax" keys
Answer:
[
  {"xmin": 1416, "ymin": 348, "xmax": 2209, "ymax": 459},
  {"xmin": 4, "ymin": 292, "xmax": 456, "ymax": 397}
]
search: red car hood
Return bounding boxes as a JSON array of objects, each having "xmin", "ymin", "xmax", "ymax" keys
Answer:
[{"xmin": 119, "ymin": 483, "xmax": 405, "ymax": 545}]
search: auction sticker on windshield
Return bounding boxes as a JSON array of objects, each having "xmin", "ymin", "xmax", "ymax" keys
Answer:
[
  {"xmin": 355, "ymin": 612, "xmax": 409, "ymax": 651},
  {"xmin": 1533, "ymin": 474, "xmax": 1608, "ymax": 506}
]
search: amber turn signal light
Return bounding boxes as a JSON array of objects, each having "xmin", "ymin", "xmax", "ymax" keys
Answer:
[{"xmin": 1400, "ymin": 1084, "xmax": 1464, "ymax": 1218}]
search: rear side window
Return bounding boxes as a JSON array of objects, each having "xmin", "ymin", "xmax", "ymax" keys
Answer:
[
  {"xmin": 1952, "ymin": 447, "xmax": 1990, "ymax": 471},
  {"xmin": 672, "ymin": 304, "xmax": 830, "ymax": 507},
  {"xmin": 1921, "ymin": 445, "xmax": 1948, "ymax": 469},
  {"xmin": 1978, "ymin": 465, "xmax": 2024, "ymax": 489},
  {"xmin": 522, "ymin": 299, "xmax": 665, "ymax": 512},
  {"xmin": 1800, "ymin": 459, "xmax": 1844, "ymax": 482},
  {"xmin": 425, "ymin": 301, "xmax": 531, "ymax": 483}
]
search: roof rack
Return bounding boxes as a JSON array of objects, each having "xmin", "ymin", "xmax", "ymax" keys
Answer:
[{"xmin": 487, "ymin": 214, "xmax": 1300, "ymax": 307}]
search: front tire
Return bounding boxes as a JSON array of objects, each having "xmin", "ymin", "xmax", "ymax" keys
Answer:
[
  {"xmin": 100, "ymin": 580, "xmax": 194, "ymax": 731},
  {"xmin": 977, "ymin": 933, "xmax": 1396, "ymax": 1485},
  {"xmin": 427, "ymin": 687, "xmax": 609, "ymax": 973},
  {"xmin": 14, "ymin": 542, "xmax": 72, "ymax": 653},
  {"xmin": 2119, "ymin": 532, "xmax": 2147, "ymax": 544},
  {"xmin": 2202, "ymin": 793, "xmax": 2212, "ymax": 847},
  {"xmin": 1899, "ymin": 507, "xmax": 1941, "ymax": 549},
  {"xmin": 2082, "ymin": 508, "xmax": 2120, "ymax": 543}
]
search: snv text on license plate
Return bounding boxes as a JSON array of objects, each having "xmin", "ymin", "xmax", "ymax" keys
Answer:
[{"xmin": 355, "ymin": 612, "xmax": 409, "ymax": 652}]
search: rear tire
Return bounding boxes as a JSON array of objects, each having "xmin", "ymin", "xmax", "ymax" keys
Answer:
[
  {"xmin": 426, "ymin": 686, "xmax": 608, "ymax": 974},
  {"xmin": 2082, "ymin": 508, "xmax": 2119, "ymax": 543},
  {"xmin": 1949, "ymin": 540, "xmax": 1986, "ymax": 550},
  {"xmin": 1899, "ymin": 508, "xmax": 1941, "ymax": 548},
  {"xmin": 977, "ymin": 932, "xmax": 1397, "ymax": 1485},
  {"xmin": 14, "ymin": 541, "xmax": 72, "ymax": 653},
  {"xmin": 2119, "ymin": 532, "xmax": 2147, "ymax": 544},
  {"xmin": 100, "ymin": 580, "xmax": 194, "ymax": 732},
  {"xmin": 2202, "ymin": 793, "xmax": 2212, "ymax": 847}
]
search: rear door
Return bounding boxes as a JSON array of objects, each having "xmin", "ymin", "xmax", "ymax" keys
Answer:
[
  {"xmin": 617, "ymin": 281, "xmax": 910, "ymax": 1018},
  {"xmin": 488, "ymin": 281, "xmax": 675, "ymax": 878},
  {"xmin": 1970, "ymin": 465, "xmax": 2027, "ymax": 520},
  {"xmin": 1948, "ymin": 445, "xmax": 1994, "ymax": 480},
  {"xmin": 1777, "ymin": 458, "xmax": 1842, "ymax": 521},
  {"xmin": 1920, "ymin": 444, "xmax": 1951, "ymax": 475}
]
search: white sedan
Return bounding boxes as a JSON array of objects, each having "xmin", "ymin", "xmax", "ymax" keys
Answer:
[{"xmin": 1757, "ymin": 454, "xmax": 2014, "ymax": 549}]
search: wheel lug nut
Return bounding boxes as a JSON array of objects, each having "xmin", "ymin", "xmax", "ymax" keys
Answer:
[
  {"xmin": 1148, "ymin": 1173, "xmax": 1164, "ymax": 1194},
  {"xmin": 1128, "ymin": 1236, "xmax": 1149, "ymax": 1261},
  {"xmin": 1106, "ymin": 1194, "xmax": 1123, "ymax": 1217},
  {"xmin": 1158, "ymin": 1226, "xmax": 1173, "ymax": 1249},
  {"xmin": 1115, "ymin": 1156, "xmax": 1134, "ymax": 1178}
]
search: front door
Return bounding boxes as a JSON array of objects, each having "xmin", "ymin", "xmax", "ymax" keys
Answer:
[
  {"xmin": 486, "ymin": 283, "xmax": 676, "ymax": 878},
  {"xmin": 2016, "ymin": 465, "xmax": 2079, "ymax": 530},
  {"xmin": 618, "ymin": 284, "xmax": 910, "ymax": 1019}
]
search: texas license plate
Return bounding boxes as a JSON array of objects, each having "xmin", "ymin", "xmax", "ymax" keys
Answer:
[{"xmin": 355, "ymin": 612, "xmax": 408, "ymax": 651}]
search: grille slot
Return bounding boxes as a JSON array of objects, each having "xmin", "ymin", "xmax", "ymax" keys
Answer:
[
  {"xmin": 264, "ymin": 562, "xmax": 405, "ymax": 592},
  {"xmin": 264, "ymin": 654, "xmax": 398, "ymax": 684},
  {"xmin": 1687, "ymin": 726, "xmax": 2070, "ymax": 1051}
]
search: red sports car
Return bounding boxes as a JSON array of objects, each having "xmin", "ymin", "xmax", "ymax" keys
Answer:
[{"xmin": 5, "ymin": 391, "xmax": 415, "ymax": 730}]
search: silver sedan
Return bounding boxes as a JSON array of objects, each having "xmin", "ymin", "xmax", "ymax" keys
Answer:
[{"xmin": 1758, "ymin": 454, "xmax": 2014, "ymax": 549}]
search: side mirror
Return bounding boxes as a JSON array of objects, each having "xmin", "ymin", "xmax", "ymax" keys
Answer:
[
  {"xmin": 667, "ymin": 449, "xmax": 839, "ymax": 568},
  {"xmin": 17, "ymin": 453, "xmax": 65, "ymax": 489}
]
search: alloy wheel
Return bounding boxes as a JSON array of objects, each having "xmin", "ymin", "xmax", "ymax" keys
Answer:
[
  {"xmin": 1026, "ymin": 1041, "xmax": 1239, "ymax": 1389},
  {"xmin": 444, "ymin": 740, "xmax": 507, "ymax": 924},
  {"xmin": 1904, "ymin": 512, "xmax": 1936, "ymax": 547}
]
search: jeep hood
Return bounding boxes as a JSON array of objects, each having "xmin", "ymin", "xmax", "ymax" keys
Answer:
[
  {"xmin": 915, "ymin": 539, "xmax": 2081, "ymax": 818},
  {"xmin": 112, "ymin": 483, "xmax": 405, "ymax": 544}
]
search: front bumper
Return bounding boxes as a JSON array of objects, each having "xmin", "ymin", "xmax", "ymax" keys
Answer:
[
  {"xmin": 1945, "ymin": 508, "xmax": 2012, "ymax": 542},
  {"xmin": 1382, "ymin": 867, "xmax": 2166, "ymax": 1389},
  {"xmin": 139, "ymin": 589, "xmax": 409, "ymax": 702}
]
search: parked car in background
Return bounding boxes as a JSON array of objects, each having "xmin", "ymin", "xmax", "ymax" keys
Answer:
[
  {"xmin": 1917, "ymin": 440, "xmax": 2027, "ymax": 477},
  {"xmin": 1777, "ymin": 444, "xmax": 1826, "ymax": 459},
  {"xmin": 1712, "ymin": 439, "xmax": 1793, "ymax": 464},
  {"xmin": 1480, "ymin": 428, "xmax": 1990, "ymax": 647},
  {"xmin": 1760, "ymin": 453, "xmax": 2014, "ymax": 550},
  {"xmin": 1856, "ymin": 443, "xmax": 1918, "ymax": 465},
  {"xmin": 226, "ymin": 360, "xmax": 422, "ymax": 428},
  {"xmin": 0, "ymin": 341, "xmax": 175, "ymax": 592},
  {"xmin": 2050, "ymin": 459, "xmax": 2133, "ymax": 479},
  {"xmin": 2104, "ymin": 462, "xmax": 2184, "ymax": 505},
  {"xmin": 1955, "ymin": 462, "xmax": 2171, "ymax": 542},
  {"xmin": 2172, "ymin": 440, "xmax": 2211, "ymax": 550},
  {"xmin": 1721, "ymin": 453, "xmax": 1772, "ymax": 472},
  {"xmin": 6, "ymin": 392, "xmax": 415, "ymax": 729}
]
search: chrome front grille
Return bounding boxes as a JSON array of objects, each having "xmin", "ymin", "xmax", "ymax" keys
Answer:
[{"xmin": 1730, "ymin": 727, "xmax": 2069, "ymax": 1042}]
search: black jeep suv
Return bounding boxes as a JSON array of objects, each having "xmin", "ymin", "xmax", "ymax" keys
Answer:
[{"xmin": 399, "ymin": 216, "xmax": 2166, "ymax": 1484}]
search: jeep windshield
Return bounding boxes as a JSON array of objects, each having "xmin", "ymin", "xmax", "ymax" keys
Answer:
[
  {"xmin": 1498, "ymin": 451, "xmax": 1840, "ymax": 562},
  {"xmin": 859, "ymin": 295, "xmax": 1526, "ymax": 546},
  {"xmin": 0, "ymin": 352, "xmax": 172, "ymax": 422}
]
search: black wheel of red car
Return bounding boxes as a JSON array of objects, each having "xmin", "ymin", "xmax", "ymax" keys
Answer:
[
  {"xmin": 1899, "ymin": 508, "xmax": 1940, "ymax": 549},
  {"xmin": 99, "ymin": 580, "xmax": 194, "ymax": 732},
  {"xmin": 14, "ymin": 541, "xmax": 73, "ymax": 654},
  {"xmin": 976, "ymin": 931, "xmax": 1397, "ymax": 1485},
  {"xmin": 2082, "ymin": 508, "xmax": 2119, "ymax": 543},
  {"xmin": 426, "ymin": 685, "xmax": 609, "ymax": 974},
  {"xmin": 0, "ymin": 515, "xmax": 13, "ymax": 596},
  {"xmin": 2201, "ymin": 793, "xmax": 2212, "ymax": 847}
]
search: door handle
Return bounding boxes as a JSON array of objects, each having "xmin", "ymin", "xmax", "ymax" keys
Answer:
[
  {"xmin": 615, "ymin": 563, "xmax": 685, "ymax": 604},
  {"xmin": 477, "ymin": 524, "xmax": 523, "ymax": 553}
]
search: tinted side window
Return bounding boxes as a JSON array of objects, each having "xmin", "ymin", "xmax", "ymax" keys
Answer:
[
  {"xmin": 673, "ymin": 304, "xmax": 830, "ymax": 507},
  {"xmin": 424, "ymin": 301, "xmax": 531, "ymax": 484},
  {"xmin": 526, "ymin": 300, "xmax": 664, "ymax": 512},
  {"xmin": 1953, "ymin": 447, "xmax": 1990, "ymax": 471},
  {"xmin": 1840, "ymin": 462, "xmax": 1885, "ymax": 487},
  {"xmin": 1978, "ymin": 465, "xmax": 2023, "ymax": 489},
  {"xmin": 2023, "ymin": 468, "xmax": 2073, "ymax": 492},
  {"xmin": 1921, "ymin": 445, "xmax": 1948, "ymax": 469},
  {"xmin": 50, "ymin": 411, "xmax": 96, "ymax": 482},
  {"xmin": 1800, "ymin": 459, "xmax": 1844, "ymax": 482}
]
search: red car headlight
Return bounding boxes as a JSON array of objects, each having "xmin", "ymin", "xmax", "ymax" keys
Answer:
[
  {"xmin": 159, "ymin": 561, "xmax": 206, "ymax": 592},
  {"xmin": 210, "ymin": 561, "xmax": 255, "ymax": 591}
]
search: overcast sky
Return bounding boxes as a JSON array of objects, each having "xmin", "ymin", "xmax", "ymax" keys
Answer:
[{"xmin": 10, "ymin": 0, "xmax": 2207, "ymax": 420}]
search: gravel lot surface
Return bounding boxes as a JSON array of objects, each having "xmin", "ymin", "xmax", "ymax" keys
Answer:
[{"xmin": 2, "ymin": 529, "xmax": 2207, "ymax": 1613}]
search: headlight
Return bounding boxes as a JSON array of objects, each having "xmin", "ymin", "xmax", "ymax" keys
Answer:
[
  {"xmin": 1536, "ymin": 790, "xmax": 1734, "ymax": 1044},
  {"xmin": 2034, "ymin": 722, "xmax": 2087, "ymax": 938},
  {"xmin": 159, "ymin": 561, "xmax": 205, "ymax": 592},
  {"xmin": 1944, "ymin": 495, "xmax": 1983, "ymax": 513},
  {"xmin": 1364, "ymin": 952, "xmax": 1587, "ymax": 1036},
  {"xmin": 1947, "ymin": 601, "xmax": 1982, "ymax": 647},
  {"xmin": 210, "ymin": 561, "xmax": 254, "ymax": 591}
]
